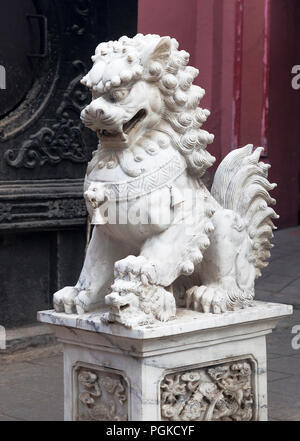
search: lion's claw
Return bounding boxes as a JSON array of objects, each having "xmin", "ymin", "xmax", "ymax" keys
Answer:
[
  {"xmin": 185, "ymin": 285, "xmax": 229, "ymax": 314},
  {"xmin": 53, "ymin": 286, "xmax": 78, "ymax": 314}
]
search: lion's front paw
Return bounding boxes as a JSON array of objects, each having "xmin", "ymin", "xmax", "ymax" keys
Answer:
[
  {"xmin": 74, "ymin": 290, "xmax": 103, "ymax": 315},
  {"xmin": 53, "ymin": 286, "xmax": 78, "ymax": 314},
  {"xmin": 53, "ymin": 286, "xmax": 103, "ymax": 315},
  {"xmin": 185, "ymin": 285, "xmax": 229, "ymax": 314},
  {"xmin": 114, "ymin": 255, "xmax": 158, "ymax": 285}
]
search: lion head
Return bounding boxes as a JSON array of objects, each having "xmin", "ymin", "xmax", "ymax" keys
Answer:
[{"xmin": 81, "ymin": 33, "xmax": 215, "ymax": 177}]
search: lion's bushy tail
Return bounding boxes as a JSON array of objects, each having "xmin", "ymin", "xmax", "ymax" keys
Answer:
[{"xmin": 211, "ymin": 144, "xmax": 278, "ymax": 278}]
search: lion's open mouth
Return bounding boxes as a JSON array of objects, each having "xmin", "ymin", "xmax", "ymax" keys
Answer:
[
  {"xmin": 119, "ymin": 303, "xmax": 130, "ymax": 311},
  {"xmin": 111, "ymin": 302, "xmax": 131, "ymax": 318},
  {"xmin": 97, "ymin": 109, "xmax": 146, "ymax": 140},
  {"xmin": 122, "ymin": 109, "xmax": 146, "ymax": 134}
]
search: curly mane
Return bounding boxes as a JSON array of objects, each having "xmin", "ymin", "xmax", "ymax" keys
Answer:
[{"xmin": 82, "ymin": 33, "xmax": 216, "ymax": 177}]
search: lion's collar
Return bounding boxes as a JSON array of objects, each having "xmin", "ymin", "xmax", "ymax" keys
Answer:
[{"xmin": 85, "ymin": 151, "xmax": 186, "ymax": 202}]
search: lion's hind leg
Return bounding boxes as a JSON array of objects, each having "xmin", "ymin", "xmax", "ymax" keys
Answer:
[{"xmin": 185, "ymin": 209, "xmax": 256, "ymax": 314}]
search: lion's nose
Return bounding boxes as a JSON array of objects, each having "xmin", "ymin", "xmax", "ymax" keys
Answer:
[
  {"xmin": 80, "ymin": 97, "xmax": 108, "ymax": 125},
  {"xmin": 83, "ymin": 103, "xmax": 105, "ymax": 119},
  {"xmin": 105, "ymin": 293, "xmax": 117, "ymax": 306}
]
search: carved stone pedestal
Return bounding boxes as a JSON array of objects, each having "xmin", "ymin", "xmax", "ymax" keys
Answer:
[{"xmin": 38, "ymin": 301, "xmax": 292, "ymax": 421}]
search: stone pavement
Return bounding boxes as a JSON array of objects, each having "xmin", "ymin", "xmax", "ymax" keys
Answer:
[
  {"xmin": 255, "ymin": 226, "xmax": 300, "ymax": 421},
  {"xmin": 0, "ymin": 226, "xmax": 299, "ymax": 421}
]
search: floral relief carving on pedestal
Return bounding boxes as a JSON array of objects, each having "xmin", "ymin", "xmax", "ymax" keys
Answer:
[
  {"xmin": 161, "ymin": 359, "xmax": 254, "ymax": 421},
  {"xmin": 75, "ymin": 366, "xmax": 128, "ymax": 421}
]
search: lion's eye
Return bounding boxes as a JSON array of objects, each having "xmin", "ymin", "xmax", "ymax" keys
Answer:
[{"xmin": 110, "ymin": 89, "xmax": 129, "ymax": 102}]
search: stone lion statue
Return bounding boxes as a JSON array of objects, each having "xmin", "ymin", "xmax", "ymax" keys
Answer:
[{"xmin": 53, "ymin": 34, "xmax": 277, "ymax": 327}]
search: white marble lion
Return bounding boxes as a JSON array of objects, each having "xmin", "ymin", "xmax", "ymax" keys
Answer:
[{"xmin": 53, "ymin": 34, "xmax": 277, "ymax": 327}]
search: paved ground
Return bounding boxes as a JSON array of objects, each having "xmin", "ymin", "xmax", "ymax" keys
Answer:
[
  {"xmin": 0, "ymin": 227, "xmax": 299, "ymax": 421},
  {"xmin": 255, "ymin": 226, "xmax": 300, "ymax": 421}
]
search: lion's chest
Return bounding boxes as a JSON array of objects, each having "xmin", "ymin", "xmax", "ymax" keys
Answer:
[
  {"xmin": 92, "ymin": 192, "xmax": 173, "ymax": 245},
  {"xmin": 83, "ymin": 147, "xmax": 190, "ymax": 243},
  {"xmin": 84, "ymin": 175, "xmax": 175, "ymax": 244}
]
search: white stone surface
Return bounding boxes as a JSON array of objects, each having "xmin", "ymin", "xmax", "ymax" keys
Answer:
[
  {"xmin": 38, "ymin": 301, "xmax": 292, "ymax": 421},
  {"xmin": 52, "ymin": 34, "xmax": 279, "ymax": 327},
  {"xmin": 38, "ymin": 301, "xmax": 292, "ymax": 340}
]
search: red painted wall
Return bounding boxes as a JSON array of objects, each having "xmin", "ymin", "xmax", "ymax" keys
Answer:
[
  {"xmin": 266, "ymin": 0, "xmax": 300, "ymax": 227},
  {"xmin": 138, "ymin": 0, "xmax": 237, "ymax": 167},
  {"xmin": 138, "ymin": 0, "xmax": 300, "ymax": 227}
]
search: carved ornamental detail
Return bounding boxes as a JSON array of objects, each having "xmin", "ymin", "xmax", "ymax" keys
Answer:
[
  {"xmin": 161, "ymin": 359, "xmax": 254, "ymax": 421},
  {"xmin": 0, "ymin": 179, "xmax": 87, "ymax": 229},
  {"xmin": 68, "ymin": 0, "xmax": 92, "ymax": 36},
  {"xmin": 4, "ymin": 120, "xmax": 87, "ymax": 169},
  {"xmin": 75, "ymin": 366, "xmax": 128, "ymax": 421},
  {"xmin": 4, "ymin": 61, "xmax": 90, "ymax": 169}
]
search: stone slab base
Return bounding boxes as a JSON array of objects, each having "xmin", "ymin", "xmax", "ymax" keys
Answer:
[{"xmin": 38, "ymin": 301, "xmax": 292, "ymax": 421}]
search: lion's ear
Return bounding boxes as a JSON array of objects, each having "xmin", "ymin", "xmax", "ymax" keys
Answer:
[{"xmin": 150, "ymin": 37, "xmax": 171, "ymax": 64}]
